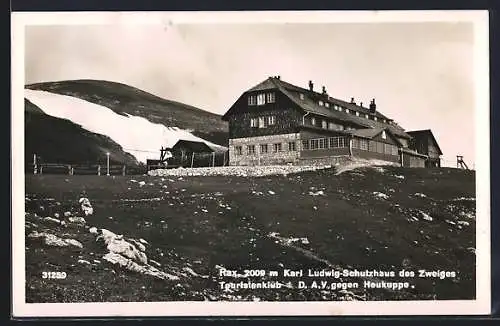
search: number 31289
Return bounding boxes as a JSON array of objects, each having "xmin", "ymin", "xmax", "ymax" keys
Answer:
[{"xmin": 41, "ymin": 271, "xmax": 67, "ymax": 279}]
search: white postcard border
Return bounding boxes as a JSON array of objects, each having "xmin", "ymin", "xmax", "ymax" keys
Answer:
[{"xmin": 11, "ymin": 10, "xmax": 491, "ymax": 317}]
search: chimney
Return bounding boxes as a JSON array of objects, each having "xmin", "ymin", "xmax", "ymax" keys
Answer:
[
  {"xmin": 308, "ymin": 80, "xmax": 314, "ymax": 92},
  {"xmin": 322, "ymin": 86, "xmax": 327, "ymax": 95},
  {"xmin": 369, "ymin": 98, "xmax": 377, "ymax": 113},
  {"xmin": 350, "ymin": 97, "xmax": 355, "ymax": 104},
  {"xmin": 360, "ymin": 102, "xmax": 363, "ymax": 107},
  {"xmin": 277, "ymin": 75, "xmax": 281, "ymax": 80}
]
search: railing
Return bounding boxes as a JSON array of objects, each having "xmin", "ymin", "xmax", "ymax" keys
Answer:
[{"xmin": 26, "ymin": 162, "xmax": 147, "ymax": 176}]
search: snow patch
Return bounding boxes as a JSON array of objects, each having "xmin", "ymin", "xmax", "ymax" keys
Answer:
[{"xmin": 24, "ymin": 89, "xmax": 226, "ymax": 163}]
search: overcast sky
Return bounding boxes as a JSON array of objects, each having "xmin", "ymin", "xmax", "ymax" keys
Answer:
[{"xmin": 25, "ymin": 21, "xmax": 476, "ymax": 167}]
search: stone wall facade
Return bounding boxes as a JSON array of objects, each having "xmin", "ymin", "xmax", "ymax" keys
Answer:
[
  {"xmin": 229, "ymin": 133, "xmax": 301, "ymax": 166},
  {"xmin": 229, "ymin": 133, "xmax": 423, "ymax": 167}
]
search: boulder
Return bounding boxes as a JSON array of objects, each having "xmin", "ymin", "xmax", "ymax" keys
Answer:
[{"xmin": 28, "ymin": 231, "xmax": 83, "ymax": 248}]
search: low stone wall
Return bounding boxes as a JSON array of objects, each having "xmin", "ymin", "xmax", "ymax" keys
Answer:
[
  {"xmin": 297, "ymin": 155, "xmax": 350, "ymax": 166},
  {"xmin": 148, "ymin": 165, "xmax": 334, "ymax": 177}
]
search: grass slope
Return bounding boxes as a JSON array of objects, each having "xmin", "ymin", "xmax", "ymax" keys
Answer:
[
  {"xmin": 26, "ymin": 80, "xmax": 229, "ymax": 146},
  {"xmin": 25, "ymin": 99, "xmax": 139, "ymax": 167},
  {"xmin": 24, "ymin": 166, "xmax": 476, "ymax": 302}
]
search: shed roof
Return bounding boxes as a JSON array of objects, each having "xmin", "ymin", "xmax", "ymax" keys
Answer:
[{"xmin": 172, "ymin": 140, "xmax": 214, "ymax": 153}]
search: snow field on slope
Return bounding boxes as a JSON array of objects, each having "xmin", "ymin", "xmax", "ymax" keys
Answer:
[{"xmin": 24, "ymin": 89, "xmax": 226, "ymax": 163}]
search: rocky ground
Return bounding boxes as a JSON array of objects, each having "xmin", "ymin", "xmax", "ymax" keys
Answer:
[{"xmin": 24, "ymin": 163, "xmax": 476, "ymax": 302}]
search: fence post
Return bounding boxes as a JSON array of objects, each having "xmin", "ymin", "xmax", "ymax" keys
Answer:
[
  {"xmin": 71, "ymin": 167, "xmax": 74, "ymax": 175},
  {"xmin": 212, "ymin": 152, "xmax": 215, "ymax": 167},
  {"xmin": 40, "ymin": 165, "xmax": 43, "ymax": 175},
  {"xmin": 122, "ymin": 165, "xmax": 126, "ymax": 176},
  {"xmin": 190, "ymin": 152, "xmax": 195, "ymax": 168},
  {"xmin": 97, "ymin": 165, "xmax": 101, "ymax": 176},
  {"xmin": 33, "ymin": 154, "xmax": 37, "ymax": 175}
]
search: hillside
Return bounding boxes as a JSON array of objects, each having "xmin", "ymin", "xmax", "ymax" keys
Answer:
[
  {"xmin": 25, "ymin": 99, "xmax": 139, "ymax": 167},
  {"xmin": 24, "ymin": 165, "xmax": 476, "ymax": 303},
  {"xmin": 26, "ymin": 80, "xmax": 229, "ymax": 147}
]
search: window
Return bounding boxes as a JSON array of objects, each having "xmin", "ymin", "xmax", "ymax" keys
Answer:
[
  {"xmin": 374, "ymin": 116, "xmax": 378, "ymax": 121},
  {"xmin": 273, "ymin": 143, "xmax": 282, "ymax": 152},
  {"xmin": 258, "ymin": 116, "xmax": 266, "ymax": 128},
  {"xmin": 310, "ymin": 139, "xmax": 319, "ymax": 150},
  {"xmin": 365, "ymin": 114, "xmax": 369, "ymax": 119},
  {"xmin": 377, "ymin": 142, "xmax": 384, "ymax": 153},
  {"xmin": 248, "ymin": 95, "xmax": 256, "ymax": 106},
  {"xmin": 381, "ymin": 130, "xmax": 387, "ymax": 139},
  {"xmin": 319, "ymin": 100, "xmax": 324, "ymax": 106},
  {"xmin": 325, "ymin": 102, "xmax": 330, "ymax": 108},
  {"xmin": 288, "ymin": 141, "xmax": 296, "ymax": 151},
  {"xmin": 346, "ymin": 109, "xmax": 350, "ymax": 114},
  {"xmin": 311, "ymin": 117, "xmax": 316, "ymax": 126},
  {"xmin": 328, "ymin": 122, "xmax": 343, "ymax": 131},
  {"xmin": 260, "ymin": 144, "xmax": 268, "ymax": 154},
  {"xmin": 369, "ymin": 141, "xmax": 376, "ymax": 152},
  {"xmin": 266, "ymin": 92, "xmax": 275, "ymax": 103},
  {"xmin": 257, "ymin": 93, "xmax": 266, "ymax": 105},
  {"xmin": 267, "ymin": 115, "xmax": 276, "ymax": 126},
  {"xmin": 247, "ymin": 145, "xmax": 256, "ymax": 155},
  {"xmin": 356, "ymin": 111, "xmax": 360, "ymax": 117},
  {"xmin": 319, "ymin": 138, "xmax": 327, "ymax": 149},
  {"xmin": 352, "ymin": 138, "xmax": 360, "ymax": 149},
  {"xmin": 384, "ymin": 144, "xmax": 392, "ymax": 155},
  {"xmin": 360, "ymin": 139, "xmax": 368, "ymax": 151},
  {"xmin": 235, "ymin": 146, "xmax": 243, "ymax": 155},
  {"xmin": 302, "ymin": 140, "xmax": 310, "ymax": 150},
  {"xmin": 321, "ymin": 120, "xmax": 327, "ymax": 129},
  {"xmin": 328, "ymin": 137, "xmax": 347, "ymax": 148},
  {"xmin": 250, "ymin": 118, "xmax": 258, "ymax": 127},
  {"xmin": 299, "ymin": 93, "xmax": 305, "ymax": 100}
]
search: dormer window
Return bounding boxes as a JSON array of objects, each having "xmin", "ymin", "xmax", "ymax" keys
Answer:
[
  {"xmin": 365, "ymin": 114, "xmax": 369, "ymax": 119},
  {"xmin": 325, "ymin": 102, "xmax": 330, "ymax": 108},
  {"xmin": 321, "ymin": 120, "xmax": 327, "ymax": 129},
  {"xmin": 374, "ymin": 116, "xmax": 378, "ymax": 121},
  {"xmin": 299, "ymin": 93, "xmax": 305, "ymax": 100},
  {"xmin": 311, "ymin": 117, "xmax": 316, "ymax": 126},
  {"xmin": 355, "ymin": 111, "xmax": 360, "ymax": 117},
  {"xmin": 381, "ymin": 130, "xmax": 387, "ymax": 139},
  {"xmin": 318, "ymin": 100, "xmax": 324, "ymax": 106}
]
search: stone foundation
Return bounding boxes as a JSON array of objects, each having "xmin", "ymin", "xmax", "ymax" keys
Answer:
[{"xmin": 297, "ymin": 155, "xmax": 351, "ymax": 166}]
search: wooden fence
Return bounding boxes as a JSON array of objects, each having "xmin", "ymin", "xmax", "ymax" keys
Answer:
[
  {"xmin": 27, "ymin": 151, "xmax": 229, "ymax": 175},
  {"xmin": 27, "ymin": 162, "xmax": 148, "ymax": 176}
]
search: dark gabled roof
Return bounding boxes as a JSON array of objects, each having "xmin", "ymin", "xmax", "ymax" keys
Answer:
[
  {"xmin": 172, "ymin": 140, "xmax": 214, "ymax": 153},
  {"xmin": 224, "ymin": 77, "xmax": 412, "ymax": 139},
  {"xmin": 407, "ymin": 129, "xmax": 443, "ymax": 155},
  {"xmin": 271, "ymin": 79, "xmax": 412, "ymax": 139}
]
